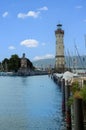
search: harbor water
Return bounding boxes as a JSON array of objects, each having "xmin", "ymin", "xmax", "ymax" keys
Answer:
[{"xmin": 0, "ymin": 75, "xmax": 66, "ymax": 130}]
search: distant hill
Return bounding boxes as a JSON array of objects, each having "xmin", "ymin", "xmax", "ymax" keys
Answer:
[
  {"xmin": 32, "ymin": 56, "xmax": 86, "ymax": 69},
  {"xmin": 33, "ymin": 58, "xmax": 55, "ymax": 68}
]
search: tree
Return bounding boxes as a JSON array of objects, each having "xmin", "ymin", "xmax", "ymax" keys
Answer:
[
  {"xmin": 27, "ymin": 59, "xmax": 34, "ymax": 69},
  {"xmin": 2, "ymin": 58, "xmax": 9, "ymax": 71},
  {"xmin": 8, "ymin": 54, "xmax": 21, "ymax": 72}
]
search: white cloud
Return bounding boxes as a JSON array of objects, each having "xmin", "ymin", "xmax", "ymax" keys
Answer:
[
  {"xmin": 33, "ymin": 54, "xmax": 54, "ymax": 61},
  {"xmin": 20, "ymin": 39, "xmax": 38, "ymax": 48},
  {"xmin": 75, "ymin": 5, "xmax": 83, "ymax": 9},
  {"xmin": 17, "ymin": 6, "xmax": 48, "ymax": 19},
  {"xmin": 38, "ymin": 6, "xmax": 48, "ymax": 11},
  {"xmin": 2, "ymin": 11, "xmax": 8, "ymax": 18},
  {"xmin": 17, "ymin": 13, "xmax": 27, "ymax": 19},
  {"xmin": 8, "ymin": 46, "xmax": 16, "ymax": 50},
  {"xmin": 27, "ymin": 11, "xmax": 40, "ymax": 18},
  {"xmin": 17, "ymin": 11, "xmax": 40, "ymax": 19}
]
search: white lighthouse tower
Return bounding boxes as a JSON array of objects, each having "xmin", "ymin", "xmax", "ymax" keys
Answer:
[{"xmin": 55, "ymin": 24, "xmax": 65, "ymax": 72}]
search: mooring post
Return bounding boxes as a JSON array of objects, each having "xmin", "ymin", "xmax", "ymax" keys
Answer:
[
  {"xmin": 74, "ymin": 98, "xmax": 84, "ymax": 130},
  {"xmin": 62, "ymin": 78, "xmax": 65, "ymax": 113},
  {"xmin": 65, "ymin": 80, "xmax": 71, "ymax": 130}
]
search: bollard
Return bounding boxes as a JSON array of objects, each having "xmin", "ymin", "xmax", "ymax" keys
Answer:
[
  {"xmin": 65, "ymin": 80, "xmax": 71, "ymax": 130},
  {"xmin": 74, "ymin": 98, "xmax": 84, "ymax": 130},
  {"xmin": 62, "ymin": 78, "xmax": 65, "ymax": 113}
]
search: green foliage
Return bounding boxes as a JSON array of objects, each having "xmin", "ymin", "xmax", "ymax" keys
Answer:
[
  {"xmin": 27, "ymin": 59, "xmax": 34, "ymax": 69},
  {"xmin": 71, "ymin": 81, "xmax": 79, "ymax": 94},
  {"xmin": 2, "ymin": 58, "xmax": 9, "ymax": 69},
  {"xmin": 8, "ymin": 54, "xmax": 20, "ymax": 72},
  {"xmin": 67, "ymin": 81, "xmax": 82, "ymax": 106},
  {"xmin": 80, "ymin": 86, "xmax": 86, "ymax": 102},
  {"xmin": 67, "ymin": 96, "xmax": 74, "ymax": 106},
  {"xmin": 67, "ymin": 81, "xmax": 86, "ymax": 106}
]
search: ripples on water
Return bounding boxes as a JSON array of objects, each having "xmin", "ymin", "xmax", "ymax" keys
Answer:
[{"xmin": 0, "ymin": 75, "xmax": 66, "ymax": 130}]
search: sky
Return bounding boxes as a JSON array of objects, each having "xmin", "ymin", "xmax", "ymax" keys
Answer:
[{"xmin": 0, "ymin": 0, "xmax": 86, "ymax": 62}]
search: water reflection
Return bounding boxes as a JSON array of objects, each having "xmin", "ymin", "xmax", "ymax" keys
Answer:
[{"xmin": 0, "ymin": 75, "xmax": 66, "ymax": 130}]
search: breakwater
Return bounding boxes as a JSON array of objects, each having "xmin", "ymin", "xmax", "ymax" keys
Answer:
[
  {"xmin": 0, "ymin": 70, "xmax": 49, "ymax": 76},
  {"xmin": 52, "ymin": 72, "xmax": 86, "ymax": 130}
]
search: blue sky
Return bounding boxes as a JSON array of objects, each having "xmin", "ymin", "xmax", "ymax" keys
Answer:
[{"xmin": 0, "ymin": 0, "xmax": 86, "ymax": 62}]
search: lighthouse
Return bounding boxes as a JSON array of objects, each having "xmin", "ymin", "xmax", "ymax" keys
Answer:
[{"xmin": 55, "ymin": 24, "xmax": 65, "ymax": 72}]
